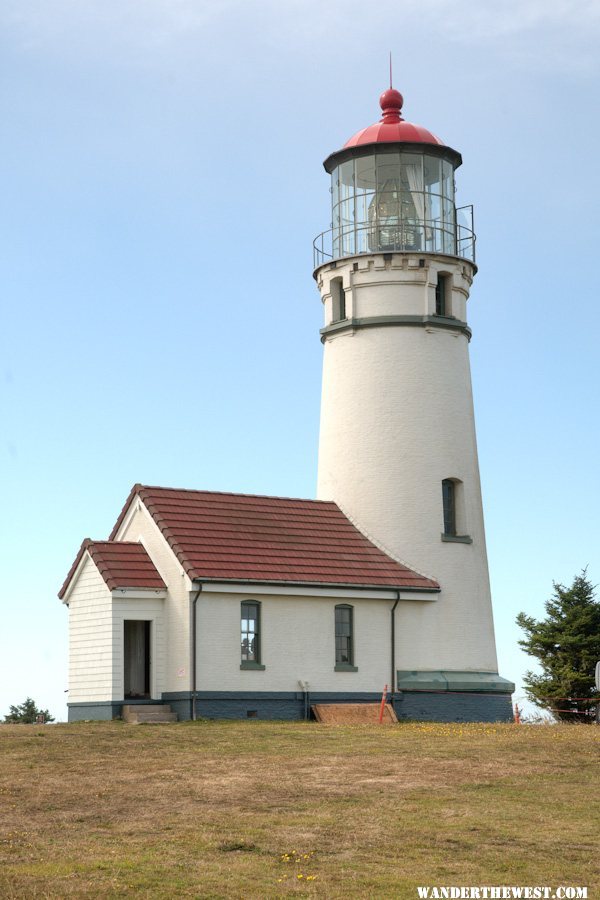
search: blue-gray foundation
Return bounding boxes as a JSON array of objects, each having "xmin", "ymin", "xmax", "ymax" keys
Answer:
[{"xmin": 68, "ymin": 690, "xmax": 514, "ymax": 723}]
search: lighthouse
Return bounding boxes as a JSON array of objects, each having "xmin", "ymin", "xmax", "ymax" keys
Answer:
[
  {"xmin": 314, "ymin": 87, "xmax": 514, "ymax": 717},
  {"xmin": 58, "ymin": 84, "xmax": 514, "ymax": 725}
]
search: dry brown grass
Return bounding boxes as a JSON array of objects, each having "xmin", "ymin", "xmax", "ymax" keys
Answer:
[{"xmin": 0, "ymin": 720, "xmax": 598, "ymax": 898}]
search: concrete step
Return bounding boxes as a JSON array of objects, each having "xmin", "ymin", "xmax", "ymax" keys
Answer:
[
  {"xmin": 127, "ymin": 714, "xmax": 178, "ymax": 724},
  {"xmin": 122, "ymin": 704, "xmax": 178, "ymax": 724}
]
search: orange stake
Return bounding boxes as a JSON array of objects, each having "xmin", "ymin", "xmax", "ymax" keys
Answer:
[
  {"xmin": 379, "ymin": 684, "xmax": 388, "ymax": 723},
  {"xmin": 514, "ymin": 703, "xmax": 521, "ymax": 725}
]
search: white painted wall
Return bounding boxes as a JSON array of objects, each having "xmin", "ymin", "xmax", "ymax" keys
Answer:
[
  {"xmin": 67, "ymin": 555, "xmax": 113, "ymax": 702},
  {"xmin": 316, "ymin": 252, "xmax": 499, "ymax": 674},
  {"xmin": 196, "ymin": 589, "xmax": 396, "ymax": 692},
  {"xmin": 115, "ymin": 501, "xmax": 194, "ymax": 694},
  {"xmin": 320, "ymin": 253, "xmax": 471, "ymax": 327}
]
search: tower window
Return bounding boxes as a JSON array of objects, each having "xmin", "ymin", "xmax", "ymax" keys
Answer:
[
  {"xmin": 331, "ymin": 278, "xmax": 346, "ymax": 322},
  {"xmin": 435, "ymin": 274, "xmax": 450, "ymax": 316},
  {"xmin": 441, "ymin": 479, "xmax": 472, "ymax": 543},
  {"xmin": 335, "ymin": 604, "xmax": 356, "ymax": 669},
  {"xmin": 442, "ymin": 479, "xmax": 457, "ymax": 536},
  {"xmin": 240, "ymin": 601, "xmax": 264, "ymax": 669}
]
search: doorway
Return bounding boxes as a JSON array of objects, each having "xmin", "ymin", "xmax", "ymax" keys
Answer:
[{"xmin": 124, "ymin": 620, "xmax": 151, "ymax": 698}]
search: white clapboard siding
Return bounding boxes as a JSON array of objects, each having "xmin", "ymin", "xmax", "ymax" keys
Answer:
[{"xmin": 68, "ymin": 555, "xmax": 113, "ymax": 702}]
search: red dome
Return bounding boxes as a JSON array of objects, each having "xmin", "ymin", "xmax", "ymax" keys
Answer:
[{"xmin": 343, "ymin": 88, "xmax": 444, "ymax": 149}]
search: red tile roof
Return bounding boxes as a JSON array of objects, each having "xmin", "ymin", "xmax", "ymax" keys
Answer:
[
  {"xmin": 108, "ymin": 484, "xmax": 439, "ymax": 591},
  {"xmin": 59, "ymin": 539, "xmax": 166, "ymax": 599}
]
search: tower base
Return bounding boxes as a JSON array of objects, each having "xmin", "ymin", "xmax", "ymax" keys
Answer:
[{"xmin": 394, "ymin": 692, "xmax": 513, "ymax": 723}]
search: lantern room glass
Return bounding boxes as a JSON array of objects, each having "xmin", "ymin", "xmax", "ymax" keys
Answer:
[{"xmin": 330, "ymin": 152, "xmax": 458, "ymax": 259}]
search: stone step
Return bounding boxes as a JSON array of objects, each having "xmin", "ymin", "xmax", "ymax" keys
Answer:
[
  {"xmin": 127, "ymin": 713, "xmax": 178, "ymax": 724},
  {"xmin": 122, "ymin": 704, "xmax": 178, "ymax": 724},
  {"xmin": 127, "ymin": 711, "xmax": 178, "ymax": 719}
]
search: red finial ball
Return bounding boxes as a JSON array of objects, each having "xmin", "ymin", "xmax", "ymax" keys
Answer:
[{"xmin": 379, "ymin": 88, "xmax": 403, "ymax": 123}]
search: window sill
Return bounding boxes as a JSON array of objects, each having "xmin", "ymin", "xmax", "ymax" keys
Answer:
[
  {"xmin": 441, "ymin": 533, "xmax": 473, "ymax": 544},
  {"xmin": 335, "ymin": 664, "xmax": 358, "ymax": 672},
  {"xmin": 240, "ymin": 662, "xmax": 266, "ymax": 670}
]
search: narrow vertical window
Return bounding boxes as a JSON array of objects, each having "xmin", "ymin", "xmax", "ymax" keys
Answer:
[
  {"xmin": 335, "ymin": 604, "xmax": 355, "ymax": 668},
  {"xmin": 435, "ymin": 274, "xmax": 450, "ymax": 316},
  {"xmin": 442, "ymin": 479, "xmax": 456, "ymax": 536},
  {"xmin": 332, "ymin": 278, "xmax": 346, "ymax": 322},
  {"xmin": 241, "ymin": 601, "xmax": 261, "ymax": 666},
  {"xmin": 339, "ymin": 283, "xmax": 346, "ymax": 321},
  {"xmin": 441, "ymin": 479, "xmax": 472, "ymax": 543}
]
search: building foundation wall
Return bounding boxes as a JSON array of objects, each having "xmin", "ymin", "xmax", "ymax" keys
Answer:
[{"xmin": 69, "ymin": 691, "xmax": 513, "ymax": 723}]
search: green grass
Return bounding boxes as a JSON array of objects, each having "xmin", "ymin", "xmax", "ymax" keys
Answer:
[{"xmin": 0, "ymin": 720, "xmax": 598, "ymax": 898}]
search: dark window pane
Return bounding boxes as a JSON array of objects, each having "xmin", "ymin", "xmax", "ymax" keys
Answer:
[
  {"xmin": 336, "ymin": 607, "xmax": 350, "ymax": 626},
  {"xmin": 435, "ymin": 276, "xmax": 446, "ymax": 316},
  {"xmin": 332, "ymin": 278, "xmax": 346, "ymax": 323},
  {"xmin": 442, "ymin": 479, "xmax": 456, "ymax": 535},
  {"xmin": 335, "ymin": 606, "xmax": 353, "ymax": 665}
]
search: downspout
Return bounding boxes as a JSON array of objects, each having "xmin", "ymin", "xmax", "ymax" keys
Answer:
[
  {"xmin": 191, "ymin": 585, "xmax": 203, "ymax": 721},
  {"xmin": 298, "ymin": 680, "xmax": 310, "ymax": 721},
  {"xmin": 391, "ymin": 592, "xmax": 400, "ymax": 699}
]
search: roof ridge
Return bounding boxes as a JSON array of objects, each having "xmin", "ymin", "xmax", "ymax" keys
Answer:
[{"xmin": 137, "ymin": 484, "xmax": 338, "ymax": 505}]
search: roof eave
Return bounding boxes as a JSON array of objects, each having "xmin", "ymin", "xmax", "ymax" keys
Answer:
[
  {"xmin": 191, "ymin": 576, "xmax": 439, "ymax": 593},
  {"xmin": 323, "ymin": 141, "xmax": 462, "ymax": 174},
  {"xmin": 58, "ymin": 538, "xmax": 93, "ymax": 601},
  {"xmin": 110, "ymin": 587, "xmax": 168, "ymax": 597}
]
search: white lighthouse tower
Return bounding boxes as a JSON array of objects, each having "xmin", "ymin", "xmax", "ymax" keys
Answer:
[{"xmin": 314, "ymin": 87, "xmax": 514, "ymax": 719}]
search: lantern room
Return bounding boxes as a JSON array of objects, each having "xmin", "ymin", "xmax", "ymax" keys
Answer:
[{"xmin": 313, "ymin": 89, "xmax": 475, "ymax": 267}]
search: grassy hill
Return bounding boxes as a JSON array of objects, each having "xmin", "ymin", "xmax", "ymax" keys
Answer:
[{"xmin": 0, "ymin": 720, "xmax": 598, "ymax": 898}]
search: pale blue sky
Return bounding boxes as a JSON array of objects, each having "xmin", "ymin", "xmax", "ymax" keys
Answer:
[{"xmin": 1, "ymin": 0, "xmax": 599, "ymax": 721}]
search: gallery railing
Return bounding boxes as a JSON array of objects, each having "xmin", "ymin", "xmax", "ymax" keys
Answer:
[{"xmin": 313, "ymin": 207, "xmax": 475, "ymax": 268}]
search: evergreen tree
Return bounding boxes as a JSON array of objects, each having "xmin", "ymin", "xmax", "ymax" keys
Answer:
[
  {"xmin": 3, "ymin": 698, "xmax": 55, "ymax": 724},
  {"xmin": 516, "ymin": 571, "xmax": 600, "ymax": 722}
]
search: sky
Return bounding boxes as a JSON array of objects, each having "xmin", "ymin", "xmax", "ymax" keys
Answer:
[{"xmin": 1, "ymin": 0, "xmax": 599, "ymax": 722}]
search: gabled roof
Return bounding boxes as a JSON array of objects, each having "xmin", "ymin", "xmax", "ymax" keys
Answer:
[
  {"xmin": 59, "ymin": 539, "xmax": 166, "ymax": 599},
  {"xmin": 109, "ymin": 484, "xmax": 439, "ymax": 591}
]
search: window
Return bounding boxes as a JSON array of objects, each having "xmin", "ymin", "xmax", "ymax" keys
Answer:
[
  {"xmin": 441, "ymin": 479, "xmax": 473, "ymax": 543},
  {"xmin": 442, "ymin": 479, "xmax": 456, "ymax": 536},
  {"xmin": 335, "ymin": 605, "xmax": 357, "ymax": 670},
  {"xmin": 331, "ymin": 278, "xmax": 346, "ymax": 322},
  {"xmin": 240, "ymin": 601, "xmax": 264, "ymax": 669},
  {"xmin": 435, "ymin": 273, "xmax": 450, "ymax": 316}
]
